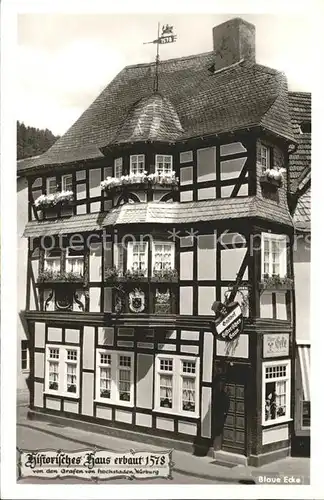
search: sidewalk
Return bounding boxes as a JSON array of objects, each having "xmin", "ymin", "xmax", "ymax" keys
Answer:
[{"xmin": 17, "ymin": 407, "xmax": 310, "ymax": 484}]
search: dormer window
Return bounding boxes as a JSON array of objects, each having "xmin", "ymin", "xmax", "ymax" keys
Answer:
[
  {"xmin": 130, "ymin": 155, "xmax": 145, "ymax": 175},
  {"xmin": 46, "ymin": 177, "xmax": 57, "ymax": 195},
  {"xmin": 260, "ymin": 145, "xmax": 270, "ymax": 170},
  {"xmin": 155, "ymin": 155, "xmax": 172, "ymax": 175},
  {"xmin": 62, "ymin": 174, "xmax": 73, "ymax": 191},
  {"xmin": 114, "ymin": 158, "xmax": 123, "ymax": 178}
]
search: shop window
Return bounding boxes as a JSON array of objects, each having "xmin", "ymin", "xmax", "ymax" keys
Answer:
[
  {"xmin": 45, "ymin": 345, "xmax": 80, "ymax": 398},
  {"xmin": 65, "ymin": 247, "xmax": 84, "ymax": 276},
  {"xmin": 155, "ymin": 155, "xmax": 172, "ymax": 175},
  {"xmin": 261, "ymin": 233, "xmax": 287, "ymax": 278},
  {"xmin": 301, "ymin": 400, "xmax": 310, "ymax": 428},
  {"xmin": 46, "ymin": 177, "xmax": 57, "ymax": 194},
  {"xmin": 44, "ymin": 248, "xmax": 61, "ymax": 272},
  {"xmin": 21, "ymin": 340, "xmax": 29, "ymax": 371},
  {"xmin": 154, "ymin": 354, "xmax": 199, "ymax": 416},
  {"xmin": 130, "ymin": 155, "xmax": 145, "ymax": 176},
  {"xmin": 262, "ymin": 360, "xmax": 291, "ymax": 425},
  {"xmin": 152, "ymin": 241, "xmax": 175, "ymax": 274},
  {"xmin": 62, "ymin": 174, "xmax": 73, "ymax": 191},
  {"xmin": 114, "ymin": 158, "xmax": 123, "ymax": 178},
  {"xmin": 127, "ymin": 241, "xmax": 148, "ymax": 275},
  {"xmin": 95, "ymin": 350, "xmax": 134, "ymax": 406}
]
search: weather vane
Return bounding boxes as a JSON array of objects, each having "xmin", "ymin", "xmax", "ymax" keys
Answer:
[{"xmin": 144, "ymin": 23, "xmax": 177, "ymax": 92}]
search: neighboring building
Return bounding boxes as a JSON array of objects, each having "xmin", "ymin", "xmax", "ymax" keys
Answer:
[
  {"xmin": 18, "ymin": 18, "xmax": 300, "ymax": 466},
  {"xmin": 288, "ymin": 92, "xmax": 311, "ymax": 456},
  {"xmin": 17, "ymin": 156, "xmax": 41, "ymax": 400}
]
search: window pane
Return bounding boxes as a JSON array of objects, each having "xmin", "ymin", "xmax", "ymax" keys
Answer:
[
  {"xmin": 100, "ymin": 366, "xmax": 111, "ymax": 398},
  {"xmin": 160, "ymin": 375, "xmax": 173, "ymax": 408},
  {"xmin": 66, "ymin": 363, "xmax": 77, "ymax": 393},
  {"xmin": 182, "ymin": 376, "xmax": 195, "ymax": 412},
  {"xmin": 62, "ymin": 175, "xmax": 73, "ymax": 191},
  {"xmin": 118, "ymin": 369, "xmax": 131, "ymax": 401},
  {"xmin": 160, "ymin": 359, "xmax": 173, "ymax": 371},
  {"xmin": 49, "ymin": 361, "xmax": 59, "ymax": 390}
]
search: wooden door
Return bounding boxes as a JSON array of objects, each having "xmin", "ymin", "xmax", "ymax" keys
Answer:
[{"xmin": 222, "ymin": 382, "xmax": 246, "ymax": 454}]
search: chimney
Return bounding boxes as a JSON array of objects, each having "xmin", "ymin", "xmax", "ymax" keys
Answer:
[{"xmin": 212, "ymin": 17, "xmax": 255, "ymax": 72}]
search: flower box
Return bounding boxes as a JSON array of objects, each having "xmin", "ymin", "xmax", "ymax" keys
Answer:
[
  {"xmin": 151, "ymin": 277, "xmax": 178, "ymax": 283},
  {"xmin": 259, "ymin": 275, "xmax": 294, "ymax": 291},
  {"xmin": 260, "ymin": 168, "xmax": 285, "ymax": 189},
  {"xmin": 34, "ymin": 190, "xmax": 74, "ymax": 211},
  {"xmin": 101, "ymin": 172, "xmax": 179, "ymax": 193},
  {"xmin": 152, "ymin": 269, "xmax": 178, "ymax": 281},
  {"xmin": 37, "ymin": 270, "xmax": 84, "ymax": 286}
]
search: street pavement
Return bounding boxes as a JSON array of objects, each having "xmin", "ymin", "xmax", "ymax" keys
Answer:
[{"xmin": 16, "ymin": 405, "xmax": 310, "ymax": 485}]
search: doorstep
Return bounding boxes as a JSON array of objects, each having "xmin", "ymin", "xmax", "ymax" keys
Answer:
[{"xmin": 213, "ymin": 450, "xmax": 248, "ymax": 467}]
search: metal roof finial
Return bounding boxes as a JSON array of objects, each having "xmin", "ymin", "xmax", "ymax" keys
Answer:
[{"xmin": 143, "ymin": 23, "xmax": 177, "ymax": 93}]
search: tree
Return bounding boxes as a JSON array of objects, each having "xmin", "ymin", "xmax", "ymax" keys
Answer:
[{"xmin": 17, "ymin": 121, "xmax": 60, "ymax": 160}]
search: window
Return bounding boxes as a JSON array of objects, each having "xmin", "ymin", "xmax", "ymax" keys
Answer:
[
  {"xmin": 21, "ymin": 340, "xmax": 29, "ymax": 371},
  {"xmin": 113, "ymin": 243, "xmax": 124, "ymax": 272},
  {"xmin": 46, "ymin": 177, "xmax": 57, "ymax": 194},
  {"xmin": 152, "ymin": 242, "xmax": 175, "ymax": 273},
  {"xmin": 155, "ymin": 155, "xmax": 172, "ymax": 175},
  {"xmin": 44, "ymin": 248, "xmax": 61, "ymax": 272},
  {"xmin": 65, "ymin": 247, "xmax": 84, "ymax": 276},
  {"xmin": 95, "ymin": 350, "xmax": 134, "ymax": 406},
  {"xmin": 155, "ymin": 355, "xmax": 199, "ymax": 416},
  {"xmin": 262, "ymin": 360, "xmax": 291, "ymax": 425},
  {"xmin": 127, "ymin": 241, "xmax": 148, "ymax": 275},
  {"xmin": 45, "ymin": 345, "xmax": 80, "ymax": 397},
  {"xmin": 114, "ymin": 158, "xmax": 123, "ymax": 178},
  {"xmin": 301, "ymin": 401, "xmax": 310, "ymax": 428},
  {"xmin": 180, "ymin": 151, "xmax": 193, "ymax": 164},
  {"xmin": 130, "ymin": 155, "xmax": 145, "ymax": 175},
  {"xmin": 62, "ymin": 174, "xmax": 73, "ymax": 191},
  {"xmin": 259, "ymin": 145, "xmax": 270, "ymax": 170},
  {"xmin": 261, "ymin": 233, "xmax": 287, "ymax": 277}
]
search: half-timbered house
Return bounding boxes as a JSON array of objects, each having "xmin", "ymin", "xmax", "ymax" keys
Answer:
[{"xmin": 18, "ymin": 18, "xmax": 300, "ymax": 466}]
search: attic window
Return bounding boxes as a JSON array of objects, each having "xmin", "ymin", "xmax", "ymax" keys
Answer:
[{"xmin": 299, "ymin": 122, "xmax": 311, "ymax": 134}]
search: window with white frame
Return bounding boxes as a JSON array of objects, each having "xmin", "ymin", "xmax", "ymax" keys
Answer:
[
  {"xmin": 155, "ymin": 355, "xmax": 199, "ymax": 416},
  {"xmin": 259, "ymin": 144, "xmax": 270, "ymax": 171},
  {"xmin": 130, "ymin": 155, "xmax": 145, "ymax": 175},
  {"xmin": 46, "ymin": 177, "xmax": 57, "ymax": 194},
  {"xmin": 127, "ymin": 241, "xmax": 148, "ymax": 275},
  {"xmin": 95, "ymin": 350, "xmax": 134, "ymax": 406},
  {"xmin": 44, "ymin": 248, "xmax": 61, "ymax": 272},
  {"xmin": 152, "ymin": 241, "xmax": 175, "ymax": 273},
  {"xmin": 62, "ymin": 174, "xmax": 73, "ymax": 191},
  {"xmin": 155, "ymin": 155, "xmax": 172, "ymax": 175},
  {"xmin": 21, "ymin": 340, "xmax": 29, "ymax": 371},
  {"xmin": 113, "ymin": 243, "xmax": 124, "ymax": 273},
  {"xmin": 114, "ymin": 158, "xmax": 123, "ymax": 178},
  {"xmin": 261, "ymin": 233, "xmax": 287, "ymax": 277},
  {"xmin": 262, "ymin": 360, "xmax": 291, "ymax": 425},
  {"xmin": 45, "ymin": 345, "xmax": 80, "ymax": 397},
  {"xmin": 65, "ymin": 247, "xmax": 84, "ymax": 276}
]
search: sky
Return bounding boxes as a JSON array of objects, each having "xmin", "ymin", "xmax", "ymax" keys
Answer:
[{"xmin": 17, "ymin": 13, "xmax": 313, "ymax": 136}]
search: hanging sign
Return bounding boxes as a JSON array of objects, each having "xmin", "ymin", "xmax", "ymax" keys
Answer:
[{"xmin": 210, "ymin": 300, "xmax": 243, "ymax": 342}]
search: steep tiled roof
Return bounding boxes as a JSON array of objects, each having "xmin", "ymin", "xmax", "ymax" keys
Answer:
[
  {"xmin": 288, "ymin": 92, "xmax": 311, "ymax": 192},
  {"xmin": 18, "ymin": 53, "xmax": 295, "ymax": 173},
  {"xmin": 23, "ymin": 196, "xmax": 293, "ymax": 237},
  {"xmin": 293, "ymin": 187, "xmax": 311, "ymax": 233}
]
